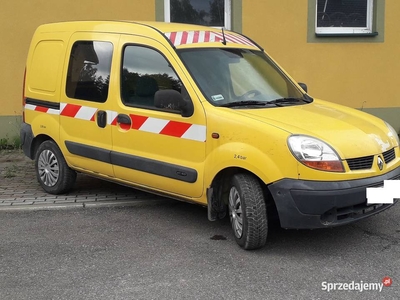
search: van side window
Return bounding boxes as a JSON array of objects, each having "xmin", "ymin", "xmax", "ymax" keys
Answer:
[
  {"xmin": 66, "ymin": 41, "xmax": 113, "ymax": 102},
  {"xmin": 121, "ymin": 46, "xmax": 182, "ymax": 111}
]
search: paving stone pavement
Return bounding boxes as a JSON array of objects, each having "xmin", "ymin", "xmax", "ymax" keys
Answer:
[{"xmin": 0, "ymin": 150, "xmax": 168, "ymax": 211}]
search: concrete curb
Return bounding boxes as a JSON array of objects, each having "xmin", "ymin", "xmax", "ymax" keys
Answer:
[
  {"xmin": 0, "ymin": 150, "xmax": 174, "ymax": 212},
  {"xmin": 0, "ymin": 199, "xmax": 168, "ymax": 212}
]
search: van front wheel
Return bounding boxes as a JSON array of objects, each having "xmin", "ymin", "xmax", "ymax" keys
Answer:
[
  {"xmin": 228, "ymin": 173, "xmax": 268, "ymax": 250},
  {"xmin": 35, "ymin": 140, "xmax": 76, "ymax": 194}
]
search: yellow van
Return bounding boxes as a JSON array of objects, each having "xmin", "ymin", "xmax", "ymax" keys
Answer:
[{"xmin": 21, "ymin": 21, "xmax": 399, "ymax": 249}]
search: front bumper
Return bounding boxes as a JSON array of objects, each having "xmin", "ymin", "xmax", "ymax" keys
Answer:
[{"xmin": 268, "ymin": 166, "xmax": 400, "ymax": 229}]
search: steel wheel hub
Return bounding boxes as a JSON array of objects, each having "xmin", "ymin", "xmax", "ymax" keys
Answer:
[
  {"xmin": 229, "ymin": 186, "xmax": 243, "ymax": 238},
  {"xmin": 38, "ymin": 150, "xmax": 59, "ymax": 187}
]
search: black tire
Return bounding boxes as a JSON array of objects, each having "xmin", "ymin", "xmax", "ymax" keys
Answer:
[
  {"xmin": 35, "ymin": 140, "xmax": 76, "ymax": 194},
  {"xmin": 228, "ymin": 173, "xmax": 268, "ymax": 250}
]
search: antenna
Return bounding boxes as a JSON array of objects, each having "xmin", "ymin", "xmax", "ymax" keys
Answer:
[{"xmin": 221, "ymin": 27, "xmax": 227, "ymax": 45}]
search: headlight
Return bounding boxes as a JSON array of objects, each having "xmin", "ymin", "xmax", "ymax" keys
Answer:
[
  {"xmin": 288, "ymin": 135, "xmax": 344, "ymax": 172},
  {"xmin": 385, "ymin": 121, "xmax": 400, "ymax": 146}
]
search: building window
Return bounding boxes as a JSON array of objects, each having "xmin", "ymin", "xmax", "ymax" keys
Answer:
[
  {"xmin": 66, "ymin": 41, "xmax": 113, "ymax": 102},
  {"xmin": 316, "ymin": 0, "xmax": 373, "ymax": 35},
  {"xmin": 164, "ymin": 0, "xmax": 231, "ymax": 29}
]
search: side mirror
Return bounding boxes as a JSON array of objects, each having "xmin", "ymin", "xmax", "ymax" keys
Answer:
[
  {"xmin": 154, "ymin": 89, "xmax": 194, "ymax": 117},
  {"xmin": 298, "ymin": 82, "xmax": 308, "ymax": 93}
]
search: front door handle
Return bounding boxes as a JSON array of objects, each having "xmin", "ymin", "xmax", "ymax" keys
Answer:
[{"xmin": 117, "ymin": 114, "xmax": 132, "ymax": 126}]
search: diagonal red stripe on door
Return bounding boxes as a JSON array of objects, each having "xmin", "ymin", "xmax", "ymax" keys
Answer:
[
  {"xmin": 130, "ymin": 114, "xmax": 148, "ymax": 130},
  {"xmin": 61, "ymin": 104, "xmax": 81, "ymax": 118},
  {"xmin": 160, "ymin": 121, "xmax": 191, "ymax": 137}
]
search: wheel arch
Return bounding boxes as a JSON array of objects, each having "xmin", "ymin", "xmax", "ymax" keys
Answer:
[
  {"xmin": 34, "ymin": 138, "xmax": 77, "ymax": 194},
  {"xmin": 207, "ymin": 166, "xmax": 278, "ymax": 222},
  {"xmin": 31, "ymin": 134, "xmax": 57, "ymax": 159}
]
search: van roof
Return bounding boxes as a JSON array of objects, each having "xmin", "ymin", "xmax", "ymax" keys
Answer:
[{"xmin": 35, "ymin": 20, "xmax": 261, "ymax": 50}]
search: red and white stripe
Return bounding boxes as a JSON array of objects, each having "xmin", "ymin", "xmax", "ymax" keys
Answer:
[
  {"xmin": 25, "ymin": 103, "xmax": 97, "ymax": 121},
  {"xmin": 24, "ymin": 104, "xmax": 60, "ymax": 115},
  {"xmin": 60, "ymin": 103, "xmax": 97, "ymax": 121},
  {"xmin": 214, "ymin": 32, "xmax": 256, "ymax": 47},
  {"xmin": 25, "ymin": 103, "xmax": 206, "ymax": 142},
  {"xmin": 129, "ymin": 114, "xmax": 206, "ymax": 142},
  {"xmin": 165, "ymin": 30, "xmax": 257, "ymax": 48}
]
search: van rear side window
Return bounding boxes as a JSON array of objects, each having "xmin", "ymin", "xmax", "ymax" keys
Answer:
[{"xmin": 66, "ymin": 41, "xmax": 113, "ymax": 102}]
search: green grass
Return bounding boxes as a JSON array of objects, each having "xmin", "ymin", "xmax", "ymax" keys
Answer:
[{"xmin": 0, "ymin": 135, "xmax": 21, "ymax": 150}]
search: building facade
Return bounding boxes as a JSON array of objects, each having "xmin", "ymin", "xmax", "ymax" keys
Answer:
[{"xmin": 1, "ymin": 0, "xmax": 398, "ymax": 143}]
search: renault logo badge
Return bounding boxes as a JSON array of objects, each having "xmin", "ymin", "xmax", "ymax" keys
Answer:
[{"xmin": 377, "ymin": 156, "xmax": 384, "ymax": 171}]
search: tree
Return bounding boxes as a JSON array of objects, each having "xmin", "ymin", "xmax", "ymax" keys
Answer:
[
  {"xmin": 209, "ymin": 0, "xmax": 224, "ymax": 26},
  {"xmin": 170, "ymin": 0, "xmax": 207, "ymax": 25}
]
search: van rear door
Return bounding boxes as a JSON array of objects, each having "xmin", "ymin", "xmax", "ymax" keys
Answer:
[{"xmin": 59, "ymin": 33, "xmax": 119, "ymax": 177}]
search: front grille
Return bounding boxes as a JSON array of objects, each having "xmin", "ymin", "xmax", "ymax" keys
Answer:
[
  {"xmin": 392, "ymin": 174, "xmax": 400, "ymax": 181},
  {"xmin": 383, "ymin": 148, "xmax": 396, "ymax": 164},
  {"xmin": 347, "ymin": 155, "xmax": 374, "ymax": 170},
  {"xmin": 320, "ymin": 200, "xmax": 397, "ymax": 225},
  {"xmin": 336, "ymin": 203, "xmax": 386, "ymax": 221}
]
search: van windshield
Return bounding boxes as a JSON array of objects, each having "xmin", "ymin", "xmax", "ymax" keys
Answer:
[{"xmin": 179, "ymin": 48, "xmax": 309, "ymax": 107}]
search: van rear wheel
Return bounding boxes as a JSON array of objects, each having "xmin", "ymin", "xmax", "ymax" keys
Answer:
[
  {"xmin": 35, "ymin": 140, "xmax": 76, "ymax": 194},
  {"xmin": 228, "ymin": 173, "xmax": 268, "ymax": 250}
]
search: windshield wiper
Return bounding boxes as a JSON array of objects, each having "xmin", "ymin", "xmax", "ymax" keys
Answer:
[
  {"xmin": 219, "ymin": 100, "xmax": 270, "ymax": 108},
  {"xmin": 219, "ymin": 97, "xmax": 311, "ymax": 108},
  {"xmin": 268, "ymin": 97, "xmax": 307, "ymax": 106}
]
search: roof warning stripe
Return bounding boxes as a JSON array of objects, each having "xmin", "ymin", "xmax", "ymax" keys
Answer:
[{"xmin": 165, "ymin": 30, "xmax": 256, "ymax": 47}]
